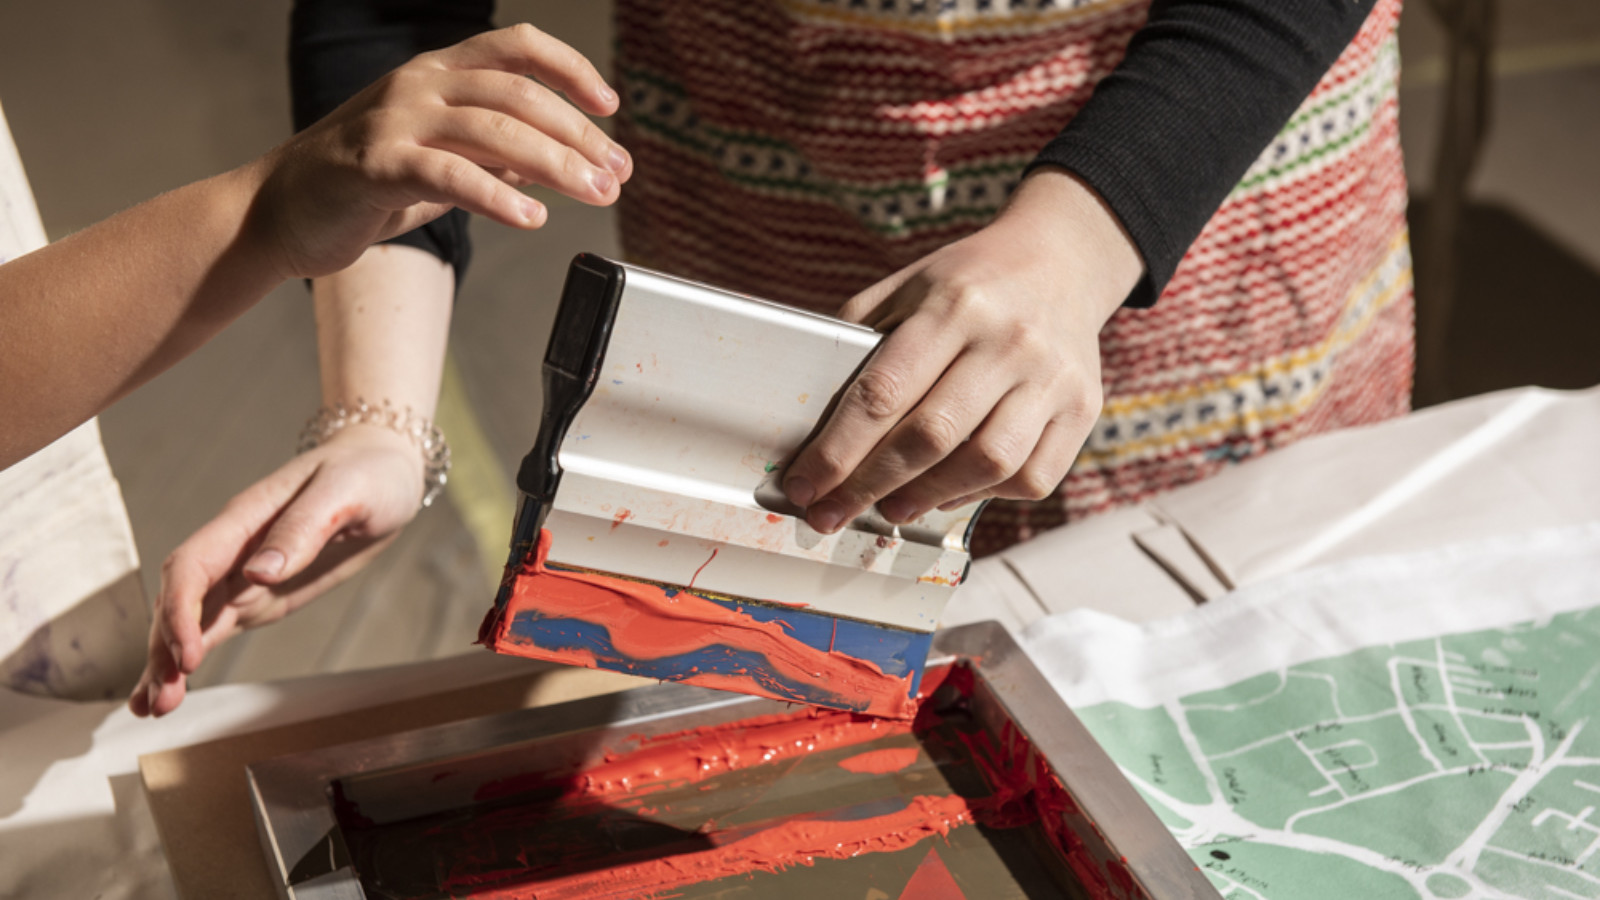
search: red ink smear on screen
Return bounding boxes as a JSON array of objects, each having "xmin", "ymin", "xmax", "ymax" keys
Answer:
[
  {"xmin": 475, "ymin": 706, "xmax": 903, "ymax": 805},
  {"xmin": 899, "ymin": 847, "xmax": 966, "ymax": 900},
  {"xmin": 344, "ymin": 663, "xmax": 1149, "ymax": 900}
]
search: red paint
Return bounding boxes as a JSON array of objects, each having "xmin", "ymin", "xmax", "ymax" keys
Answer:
[
  {"xmin": 899, "ymin": 847, "xmax": 967, "ymax": 900},
  {"xmin": 476, "ymin": 707, "xmax": 905, "ymax": 804},
  {"xmin": 469, "ymin": 794, "xmax": 977, "ymax": 900},
  {"xmin": 610, "ymin": 508, "xmax": 634, "ymax": 531},
  {"xmin": 394, "ymin": 663, "xmax": 1142, "ymax": 900},
  {"xmin": 765, "ymin": 513, "xmax": 782, "ymax": 524},
  {"xmin": 837, "ymin": 746, "xmax": 920, "ymax": 775},
  {"xmin": 1107, "ymin": 856, "xmax": 1140, "ymax": 896},
  {"xmin": 482, "ymin": 529, "xmax": 916, "ymax": 719},
  {"xmin": 948, "ymin": 717, "xmax": 1143, "ymax": 900},
  {"xmin": 688, "ymin": 547, "xmax": 718, "ymax": 588}
]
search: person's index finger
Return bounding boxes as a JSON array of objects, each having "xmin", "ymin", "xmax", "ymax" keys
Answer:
[
  {"xmin": 159, "ymin": 547, "xmax": 221, "ymax": 674},
  {"xmin": 784, "ymin": 318, "xmax": 958, "ymax": 507},
  {"xmin": 158, "ymin": 472, "xmax": 304, "ymax": 669},
  {"xmin": 438, "ymin": 24, "xmax": 618, "ymax": 117}
]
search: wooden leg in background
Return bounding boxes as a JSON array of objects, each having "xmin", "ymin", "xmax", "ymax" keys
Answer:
[{"xmin": 1415, "ymin": 0, "xmax": 1497, "ymax": 407}]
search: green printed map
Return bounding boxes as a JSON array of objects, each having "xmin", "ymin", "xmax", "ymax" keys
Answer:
[{"xmin": 1076, "ymin": 609, "xmax": 1600, "ymax": 899}]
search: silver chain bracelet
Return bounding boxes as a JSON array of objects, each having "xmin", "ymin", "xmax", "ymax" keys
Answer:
[{"xmin": 296, "ymin": 398, "xmax": 452, "ymax": 508}]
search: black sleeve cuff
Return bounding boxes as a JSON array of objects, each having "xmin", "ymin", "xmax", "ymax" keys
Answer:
[
  {"xmin": 289, "ymin": 0, "xmax": 495, "ymax": 289},
  {"xmin": 1028, "ymin": 0, "xmax": 1378, "ymax": 308}
]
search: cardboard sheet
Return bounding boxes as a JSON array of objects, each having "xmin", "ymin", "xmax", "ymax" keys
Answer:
[
  {"xmin": 0, "ymin": 650, "xmax": 642, "ymax": 900},
  {"xmin": 943, "ymin": 506, "xmax": 1203, "ymax": 632},
  {"xmin": 141, "ymin": 663, "xmax": 642, "ymax": 900}
]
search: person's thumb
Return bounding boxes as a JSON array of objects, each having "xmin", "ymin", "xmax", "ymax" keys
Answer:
[{"xmin": 241, "ymin": 475, "xmax": 364, "ymax": 585}]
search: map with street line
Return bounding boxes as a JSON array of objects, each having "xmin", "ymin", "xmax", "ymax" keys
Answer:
[{"xmin": 1075, "ymin": 609, "xmax": 1600, "ymax": 899}]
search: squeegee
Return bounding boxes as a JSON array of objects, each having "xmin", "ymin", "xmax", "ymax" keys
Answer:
[{"xmin": 479, "ymin": 255, "xmax": 983, "ymax": 718}]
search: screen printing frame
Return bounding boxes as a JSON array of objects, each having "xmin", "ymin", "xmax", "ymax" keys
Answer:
[{"xmin": 246, "ymin": 621, "xmax": 1220, "ymax": 899}]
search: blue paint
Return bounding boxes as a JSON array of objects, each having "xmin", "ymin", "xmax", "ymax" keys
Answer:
[
  {"xmin": 508, "ymin": 572, "xmax": 934, "ymax": 704},
  {"xmin": 507, "ymin": 611, "xmax": 867, "ymax": 710}
]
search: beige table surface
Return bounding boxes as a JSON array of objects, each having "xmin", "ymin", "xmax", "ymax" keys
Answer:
[{"xmin": 2, "ymin": 385, "xmax": 1596, "ymax": 900}]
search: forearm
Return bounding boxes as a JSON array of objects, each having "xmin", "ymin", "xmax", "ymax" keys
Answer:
[
  {"xmin": 1031, "ymin": 0, "xmax": 1378, "ymax": 307},
  {"xmin": 312, "ymin": 243, "xmax": 453, "ymax": 418},
  {"xmin": 0, "ymin": 159, "xmax": 287, "ymax": 468},
  {"xmin": 1002, "ymin": 166, "xmax": 1144, "ymax": 330}
]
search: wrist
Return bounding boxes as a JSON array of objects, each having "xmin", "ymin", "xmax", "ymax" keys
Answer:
[
  {"xmin": 299, "ymin": 399, "xmax": 451, "ymax": 508},
  {"xmin": 231, "ymin": 152, "xmax": 305, "ymax": 286},
  {"xmin": 1001, "ymin": 166, "xmax": 1145, "ymax": 326}
]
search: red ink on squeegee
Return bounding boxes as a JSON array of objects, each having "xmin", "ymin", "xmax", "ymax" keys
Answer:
[
  {"xmin": 480, "ymin": 529, "xmax": 916, "ymax": 719},
  {"xmin": 688, "ymin": 547, "xmax": 717, "ymax": 589}
]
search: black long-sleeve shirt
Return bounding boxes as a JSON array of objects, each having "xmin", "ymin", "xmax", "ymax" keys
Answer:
[
  {"xmin": 1030, "ymin": 0, "xmax": 1377, "ymax": 306},
  {"xmin": 289, "ymin": 0, "xmax": 1377, "ymax": 307}
]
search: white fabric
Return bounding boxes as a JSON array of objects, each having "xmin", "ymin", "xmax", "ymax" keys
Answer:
[
  {"xmin": 1024, "ymin": 522, "xmax": 1600, "ymax": 710},
  {"xmin": 0, "ymin": 101, "xmax": 143, "ymax": 699},
  {"xmin": 1021, "ymin": 523, "xmax": 1600, "ymax": 899},
  {"xmin": 1149, "ymin": 385, "xmax": 1600, "ymax": 588}
]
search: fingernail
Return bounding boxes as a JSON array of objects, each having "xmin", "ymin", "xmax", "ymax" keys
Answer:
[
  {"xmin": 784, "ymin": 474, "xmax": 812, "ymax": 509},
  {"xmin": 520, "ymin": 196, "xmax": 546, "ymax": 225},
  {"xmin": 808, "ymin": 500, "xmax": 845, "ymax": 534},
  {"xmin": 607, "ymin": 146, "xmax": 629, "ymax": 173},
  {"xmin": 939, "ymin": 495, "xmax": 976, "ymax": 512},
  {"xmin": 598, "ymin": 84, "xmax": 618, "ymax": 104},
  {"xmin": 245, "ymin": 548, "xmax": 285, "ymax": 579},
  {"xmin": 879, "ymin": 497, "xmax": 916, "ymax": 524},
  {"xmin": 588, "ymin": 168, "xmax": 615, "ymax": 195}
]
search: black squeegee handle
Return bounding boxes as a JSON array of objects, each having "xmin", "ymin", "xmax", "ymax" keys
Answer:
[{"xmin": 504, "ymin": 254, "xmax": 625, "ymax": 570}]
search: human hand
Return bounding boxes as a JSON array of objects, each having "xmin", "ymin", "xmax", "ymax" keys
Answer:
[
  {"xmin": 781, "ymin": 168, "xmax": 1144, "ymax": 534},
  {"xmin": 128, "ymin": 425, "xmax": 427, "ymax": 717},
  {"xmin": 251, "ymin": 23, "xmax": 632, "ymax": 280}
]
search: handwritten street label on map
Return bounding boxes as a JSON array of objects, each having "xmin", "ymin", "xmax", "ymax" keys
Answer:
[{"xmin": 1026, "ymin": 525, "xmax": 1600, "ymax": 899}]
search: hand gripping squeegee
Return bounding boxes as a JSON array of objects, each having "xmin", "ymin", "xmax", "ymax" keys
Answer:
[{"xmin": 479, "ymin": 254, "xmax": 984, "ymax": 718}]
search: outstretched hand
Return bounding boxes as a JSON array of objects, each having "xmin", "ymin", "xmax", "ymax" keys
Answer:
[
  {"xmin": 129, "ymin": 425, "xmax": 425, "ymax": 717},
  {"xmin": 781, "ymin": 168, "xmax": 1143, "ymax": 533},
  {"xmin": 254, "ymin": 23, "xmax": 632, "ymax": 281}
]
